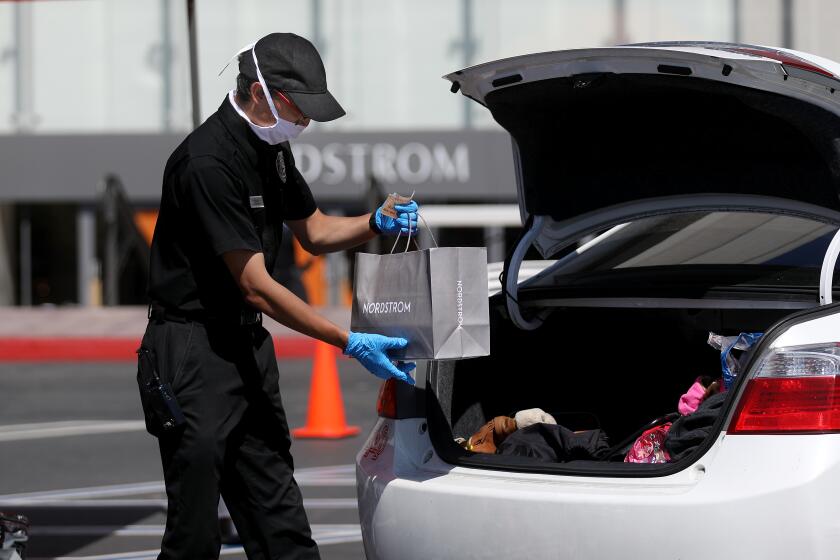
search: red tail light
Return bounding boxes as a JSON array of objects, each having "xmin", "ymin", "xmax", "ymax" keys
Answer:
[
  {"xmin": 729, "ymin": 343, "xmax": 840, "ymax": 434},
  {"xmin": 376, "ymin": 378, "xmax": 398, "ymax": 419},
  {"xmin": 729, "ymin": 376, "xmax": 840, "ymax": 434}
]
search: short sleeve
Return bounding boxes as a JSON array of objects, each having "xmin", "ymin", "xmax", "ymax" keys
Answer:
[
  {"xmin": 282, "ymin": 148, "xmax": 318, "ymax": 220},
  {"xmin": 184, "ymin": 157, "xmax": 262, "ymax": 256}
]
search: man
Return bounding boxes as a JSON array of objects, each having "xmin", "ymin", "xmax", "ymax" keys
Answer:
[{"xmin": 141, "ymin": 32, "xmax": 418, "ymax": 560}]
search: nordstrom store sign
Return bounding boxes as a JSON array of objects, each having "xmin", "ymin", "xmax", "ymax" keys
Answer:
[
  {"xmin": 289, "ymin": 130, "xmax": 516, "ymax": 201},
  {"xmin": 293, "ymin": 141, "xmax": 469, "ymax": 186},
  {"xmin": 0, "ymin": 130, "xmax": 516, "ymax": 203}
]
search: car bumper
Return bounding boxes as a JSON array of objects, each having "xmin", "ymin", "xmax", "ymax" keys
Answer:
[{"xmin": 357, "ymin": 417, "xmax": 840, "ymax": 560}]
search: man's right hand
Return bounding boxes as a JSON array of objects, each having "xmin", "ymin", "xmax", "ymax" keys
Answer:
[
  {"xmin": 374, "ymin": 200, "xmax": 419, "ymax": 236},
  {"xmin": 343, "ymin": 331, "xmax": 416, "ymax": 385}
]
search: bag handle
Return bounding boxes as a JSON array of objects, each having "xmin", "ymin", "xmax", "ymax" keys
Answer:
[{"xmin": 389, "ymin": 210, "xmax": 440, "ymax": 254}]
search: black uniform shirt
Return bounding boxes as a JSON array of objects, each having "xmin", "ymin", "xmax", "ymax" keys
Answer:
[{"xmin": 148, "ymin": 96, "xmax": 317, "ymax": 316}]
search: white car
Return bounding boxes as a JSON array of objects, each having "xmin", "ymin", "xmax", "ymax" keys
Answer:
[{"xmin": 356, "ymin": 42, "xmax": 840, "ymax": 559}]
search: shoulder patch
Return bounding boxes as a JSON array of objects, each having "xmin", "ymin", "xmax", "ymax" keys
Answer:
[{"xmin": 276, "ymin": 152, "xmax": 287, "ymax": 183}]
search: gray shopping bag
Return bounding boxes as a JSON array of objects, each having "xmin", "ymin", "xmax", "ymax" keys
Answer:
[{"xmin": 351, "ymin": 246, "xmax": 490, "ymax": 360}]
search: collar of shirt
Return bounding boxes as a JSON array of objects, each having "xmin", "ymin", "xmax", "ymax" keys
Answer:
[{"xmin": 217, "ymin": 95, "xmax": 284, "ymax": 169}]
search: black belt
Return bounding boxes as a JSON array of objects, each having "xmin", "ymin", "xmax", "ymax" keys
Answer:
[{"xmin": 148, "ymin": 304, "xmax": 262, "ymax": 326}]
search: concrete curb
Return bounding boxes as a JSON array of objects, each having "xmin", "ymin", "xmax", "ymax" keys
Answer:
[
  {"xmin": 0, "ymin": 306, "xmax": 351, "ymax": 362},
  {"xmin": 0, "ymin": 337, "xmax": 322, "ymax": 362}
]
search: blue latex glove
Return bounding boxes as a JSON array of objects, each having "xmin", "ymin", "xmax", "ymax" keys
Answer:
[
  {"xmin": 374, "ymin": 200, "xmax": 419, "ymax": 236},
  {"xmin": 344, "ymin": 331, "xmax": 416, "ymax": 385}
]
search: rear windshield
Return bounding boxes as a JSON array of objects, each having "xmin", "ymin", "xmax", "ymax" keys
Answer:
[{"xmin": 540, "ymin": 211, "xmax": 840, "ymax": 292}]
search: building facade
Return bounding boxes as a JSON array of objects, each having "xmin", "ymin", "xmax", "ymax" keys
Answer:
[{"xmin": 0, "ymin": 0, "xmax": 836, "ymax": 305}]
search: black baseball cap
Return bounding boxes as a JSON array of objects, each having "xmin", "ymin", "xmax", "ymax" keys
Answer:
[{"xmin": 239, "ymin": 33, "xmax": 345, "ymax": 122}]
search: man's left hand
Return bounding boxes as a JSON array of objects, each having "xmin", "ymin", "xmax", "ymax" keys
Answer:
[{"xmin": 374, "ymin": 200, "xmax": 419, "ymax": 236}]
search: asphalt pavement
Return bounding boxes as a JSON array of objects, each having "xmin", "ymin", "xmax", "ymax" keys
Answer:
[{"xmin": 0, "ymin": 357, "xmax": 382, "ymax": 559}]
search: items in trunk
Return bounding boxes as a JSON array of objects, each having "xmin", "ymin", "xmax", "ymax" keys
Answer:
[
  {"xmin": 624, "ymin": 423, "xmax": 672, "ymax": 464},
  {"xmin": 459, "ymin": 408, "xmax": 557, "ymax": 453},
  {"xmin": 496, "ymin": 423, "xmax": 611, "ymax": 462},
  {"xmin": 460, "ymin": 415, "xmax": 518, "ymax": 453},
  {"xmin": 455, "ymin": 330, "xmax": 746, "ymax": 465},
  {"xmin": 665, "ymin": 392, "xmax": 727, "ymax": 461},
  {"xmin": 623, "ymin": 372, "xmax": 725, "ymax": 462},
  {"xmin": 514, "ymin": 408, "xmax": 557, "ymax": 429},
  {"xmin": 707, "ymin": 332, "xmax": 763, "ymax": 390},
  {"xmin": 678, "ymin": 376, "xmax": 722, "ymax": 415},
  {"xmin": 459, "ymin": 378, "xmax": 729, "ymax": 465}
]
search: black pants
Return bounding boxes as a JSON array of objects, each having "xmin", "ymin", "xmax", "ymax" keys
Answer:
[{"xmin": 139, "ymin": 318, "xmax": 320, "ymax": 560}]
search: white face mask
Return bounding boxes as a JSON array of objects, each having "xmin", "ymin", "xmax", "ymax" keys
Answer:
[{"xmin": 227, "ymin": 45, "xmax": 307, "ymax": 145}]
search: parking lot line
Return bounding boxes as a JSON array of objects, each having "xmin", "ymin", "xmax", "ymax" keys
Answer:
[
  {"xmin": 0, "ymin": 420, "xmax": 146, "ymax": 442},
  {"xmin": 0, "ymin": 481, "xmax": 164, "ymax": 501},
  {"xmin": 52, "ymin": 545, "xmax": 251, "ymax": 559},
  {"xmin": 48, "ymin": 524, "xmax": 363, "ymax": 559},
  {"xmin": 0, "ymin": 463, "xmax": 357, "ymax": 502},
  {"xmin": 0, "ymin": 497, "xmax": 357, "ymax": 509},
  {"xmin": 36, "ymin": 523, "xmax": 362, "ymax": 538}
]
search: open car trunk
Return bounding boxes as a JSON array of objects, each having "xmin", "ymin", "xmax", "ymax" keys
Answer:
[
  {"xmin": 424, "ymin": 44, "xmax": 840, "ymax": 475},
  {"xmin": 427, "ymin": 298, "xmax": 792, "ymax": 476}
]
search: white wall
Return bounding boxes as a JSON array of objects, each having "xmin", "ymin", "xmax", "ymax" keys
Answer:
[
  {"xmin": 2, "ymin": 0, "xmax": 839, "ymax": 135},
  {"xmin": 626, "ymin": 0, "xmax": 732, "ymax": 43},
  {"xmin": 793, "ymin": 0, "xmax": 840, "ymax": 62},
  {"xmin": 740, "ymin": 0, "xmax": 783, "ymax": 46},
  {"xmin": 0, "ymin": 0, "xmax": 192, "ymax": 133}
]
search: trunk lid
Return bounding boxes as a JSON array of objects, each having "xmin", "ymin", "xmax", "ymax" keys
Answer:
[{"xmin": 445, "ymin": 42, "xmax": 840, "ymax": 258}]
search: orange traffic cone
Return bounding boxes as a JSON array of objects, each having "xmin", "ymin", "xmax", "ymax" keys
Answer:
[{"xmin": 292, "ymin": 340, "xmax": 361, "ymax": 439}]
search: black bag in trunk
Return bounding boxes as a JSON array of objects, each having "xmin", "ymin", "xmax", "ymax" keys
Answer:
[
  {"xmin": 496, "ymin": 423, "xmax": 611, "ymax": 462},
  {"xmin": 664, "ymin": 392, "xmax": 727, "ymax": 461}
]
